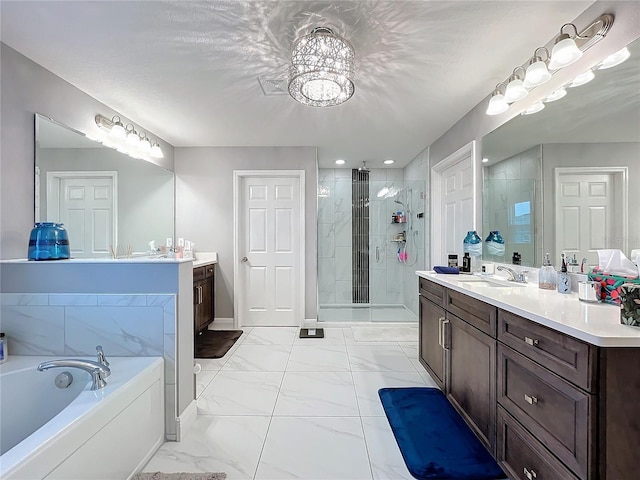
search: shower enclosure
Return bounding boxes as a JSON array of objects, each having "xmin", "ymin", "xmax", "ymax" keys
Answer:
[{"xmin": 317, "ymin": 168, "xmax": 426, "ymax": 323}]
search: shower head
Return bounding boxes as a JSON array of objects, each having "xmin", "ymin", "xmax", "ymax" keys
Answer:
[
  {"xmin": 358, "ymin": 161, "xmax": 370, "ymax": 172},
  {"xmin": 394, "ymin": 199, "xmax": 405, "ymax": 207}
]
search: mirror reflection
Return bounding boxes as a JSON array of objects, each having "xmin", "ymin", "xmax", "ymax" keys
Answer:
[
  {"xmin": 35, "ymin": 114, "xmax": 174, "ymax": 258},
  {"xmin": 482, "ymin": 37, "xmax": 640, "ymax": 268}
]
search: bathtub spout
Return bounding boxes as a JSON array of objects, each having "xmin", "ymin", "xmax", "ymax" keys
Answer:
[{"xmin": 37, "ymin": 359, "xmax": 111, "ymax": 390}]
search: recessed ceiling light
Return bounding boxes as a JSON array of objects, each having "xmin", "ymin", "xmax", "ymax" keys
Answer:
[
  {"xmin": 335, "ymin": 159, "xmax": 346, "ymax": 165},
  {"xmin": 521, "ymin": 101, "xmax": 545, "ymax": 115},
  {"xmin": 383, "ymin": 159, "xmax": 394, "ymax": 165},
  {"xmin": 569, "ymin": 69, "xmax": 595, "ymax": 88},
  {"xmin": 482, "ymin": 158, "xmax": 489, "ymax": 163},
  {"xmin": 543, "ymin": 87, "xmax": 567, "ymax": 103},
  {"xmin": 598, "ymin": 47, "xmax": 630, "ymax": 70}
]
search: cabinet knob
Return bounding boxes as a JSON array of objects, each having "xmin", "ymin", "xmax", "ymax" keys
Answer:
[
  {"xmin": 524, "ymin": 467, "xmax": 537, "ymax": 479},
  {"xmin": 524, "ymin": 393, "xmax": 538, "ymax": 405},
  {"xmin": 241, "ymin": 256, "xmax": 248, "ymax": 263},
  {"xmin": 525, "ymin": 336, "xmax": 539, "ymax": 347}
]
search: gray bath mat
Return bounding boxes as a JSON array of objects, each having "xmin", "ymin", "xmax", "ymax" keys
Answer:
[{"xmin": 132, "ymin": 473, "xmax": 226, "ymax": 480}]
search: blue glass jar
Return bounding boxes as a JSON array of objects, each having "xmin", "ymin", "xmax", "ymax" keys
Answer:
[
  {"xmin": 485, "ymin": 230, "xmax": 505, "ymax": 257},
  {"xmin": 28, "ymin": 222, "xmax": 70, "ymax": 260},
  {"xmin": 463, "ymin": 230, "xmax": 482, "ymax": 257}
]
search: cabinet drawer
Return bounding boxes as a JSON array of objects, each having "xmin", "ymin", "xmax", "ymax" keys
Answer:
[
  {"xmin": 446, "ymin": 289, "xmax": 497, "ymax": 337},
  {"xmin": 194, "ymin": 264, "xmax": 215, "ymax": 281},
  {"xmin": 498, "ymin": 309, "xmax": 596, "ymax": 392},
  {"xmin": 497, "ymin": 406, "xmax": 579, "ymax": 480},
  {"xmin": 498, "ymin": 345, "xmax": 593, "ymax": 479},
  {"xmin": 419, "ymin": 277, "xmax": 445, "ymax": 307}
]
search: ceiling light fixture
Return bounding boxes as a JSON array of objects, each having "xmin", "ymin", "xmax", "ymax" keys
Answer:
[
  {"xmin": 335, "ymin": 159, "xmax": 346, "ymax": 165},
  {"xmin": 504, "ymin": 66, "xmax": 529, "ymax": 102},
  {"xmin": 598, "ymin": 46, "xmax": 630, "ymax": 69},
  {"xmin": 569, "ymin": 69, "xmax": 595, "ymax": 87},
  {"xmin": 288, "ymin": 26, "xmax": 355, "ymax": 107},
  {"xmin": 94, "ymin": 114, "xmax": 164, "ymax": 161},
  {"xmin": 524, "ymin": 48, "xmax": 552, "ymax": 88},
  {"xmin": 486, "ymin": 84, "xmax": 509, "ymax": 115},
  {"xmin": 383, "ymin": 159, "xmax": 395, "ymax": 165},
  {"xmin": 485, "ymin": 14, "xmax": 614, "ymax": 116},
  {"xmin": 482, "ymin": 158, "xmax": 489, "ymax": 163},
  {"xmin": 543, "ymin": 87, "xmax": 567, "ymax": 103}
]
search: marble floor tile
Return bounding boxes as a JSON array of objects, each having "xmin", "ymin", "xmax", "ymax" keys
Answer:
[
  {"xmin": 352, "ymin": 371, "xmax": 427, "ymax": 416},
  {"xmin": 254, "ymin": 417, "xmax": 373, "ymax": 480},
  {"xmin": 273, "ymin": 372, "xmax": 359, "ymax": 417},
  {"xmin": 143, "ymin": 415, "xmax": 270, "ymax": 479},
  {"xmin": 195, "ymin": 370, "xmax": 217, "ymax": 398},
  {"xmin": 351, "ymin": 326, "xmax": 418, "ymax": 343},
  {"xmin": 221, "ymin": 344, "xmax": 292, "ymax": 371},
  {"xmin": 241, "ymin": 326, "xmax": 298, "ymax": 345},
  {"xmin": 398, "ymin": 342, "xmax": 419, "ymax": 359},
  {"xmin": 361, "ymin": 416, "xmax": 414, "ymax": 480},
  {"xmin": 347, "ymin": 345, "xmax": 417, "ymax": 372},
  {"xmin": 286, "ymin": 345, "xmax": 350, "ymax": 371},
  {"xmin": 196, "ymin": 357, "xmax": 227, "ymax": 371},
  {"xmin": 411, "ymin": 359, "xmax": 440, "ymax": 387},
  {"xmin": 293, "ymin": 327, "xmax": 346, "ymax": 346},
  {"xmin": 197, "ymin": 371, "xmax": 284, "ymax": 415}
]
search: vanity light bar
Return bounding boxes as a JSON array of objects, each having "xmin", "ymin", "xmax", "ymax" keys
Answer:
[
  {"xmin": 486, "ymin": 14, "xmax": 614, "ymax": 116},
  {"xmin": 94, "ymin": 114, "xmax": 164, "ymax": 160}
]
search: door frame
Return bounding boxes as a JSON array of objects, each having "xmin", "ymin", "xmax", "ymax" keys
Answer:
[
  {"xmin": 430, "ymin": 141, "xmax": 480, "ymax": 268},
  {"xmin": 554, "ymin": 166, "xmax": 628, "ymax": 258},
  {"xmin": 232, "ymin": 170, "xmax": 306, "ymax": 328},
  {"xmin": 45, "ymin": 170, "xmax": 118, "ymax": 245}
]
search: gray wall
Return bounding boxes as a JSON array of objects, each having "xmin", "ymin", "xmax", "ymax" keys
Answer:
[
  {"xmin": 175, "ymin": 146, "xmax": 318, "ymax": 321},
  {"xmin": 0, "ymin": 43, "xmax": 174, "ymax": 260},
  {"xmin": 37, "ymin": 147, "xmax": 174, "ymax": 254},
  {"xmin": 542, "ymin": 142, "xmax": 640, "ymax": 259}
]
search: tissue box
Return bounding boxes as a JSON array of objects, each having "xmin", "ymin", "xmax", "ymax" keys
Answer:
[{"xmin": 588, "ymin": 268, "xmax": 640, "ymax": 305}]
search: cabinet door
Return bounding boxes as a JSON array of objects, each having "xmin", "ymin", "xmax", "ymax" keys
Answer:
[
  {"xmin": 447, "ymin": 313, "xmax": 496, "ymax": 454},
  {"xmin": 419, "ymin": 295, "xmax": 446, "ymax": 389},
  {"xmin": 194, "ymin": 278, "xmax": 214, "ymax": 334}
]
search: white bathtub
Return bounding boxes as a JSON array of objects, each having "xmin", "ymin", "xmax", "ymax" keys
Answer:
[{"xmin": 0, "ymin": 356, "xmax": 164, "ymax": 480}]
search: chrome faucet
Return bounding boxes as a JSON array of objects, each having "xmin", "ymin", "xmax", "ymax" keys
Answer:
[
  {"xmin": 37, "ymin": 346, "xmax": 111, "ymax": 390},
  {"xmin": 497, "ymin": 265, "xmax": 528, "ymax": 283}
]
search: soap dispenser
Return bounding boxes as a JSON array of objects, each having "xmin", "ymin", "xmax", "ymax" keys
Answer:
[
  {"xmin": 539, "ymin": 253, "xmax": 557, "ymax": 290},
  {"xmin": 557, "ymin": 254, "xmax": 571, "ymax": 294}
]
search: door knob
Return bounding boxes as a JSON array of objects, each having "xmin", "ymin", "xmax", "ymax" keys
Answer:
[{"xmin": 241, "ymin": 256, "xmax": 248, "ymax": 263}]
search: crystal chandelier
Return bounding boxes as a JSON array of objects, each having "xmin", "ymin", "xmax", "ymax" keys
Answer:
[{"xmin": 288, "ymin": 27, "xmax": 355, "ymax": 107}]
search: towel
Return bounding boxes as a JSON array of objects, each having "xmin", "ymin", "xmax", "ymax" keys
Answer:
[{"xmin": 434, "ymin": 266, "xmax": 459, "ymax": 274}]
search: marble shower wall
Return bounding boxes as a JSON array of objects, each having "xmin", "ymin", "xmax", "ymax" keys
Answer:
[{"xmin": 318, "ymin": 169, "xmax": 353, "ymax": 305}]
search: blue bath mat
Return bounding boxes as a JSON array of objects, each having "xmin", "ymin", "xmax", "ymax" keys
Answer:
[{"xmin": 379, "ymin": 387, "xmax": 506, "ymax": 480}]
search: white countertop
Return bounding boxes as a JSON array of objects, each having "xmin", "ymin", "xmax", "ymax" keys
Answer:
[
  {"xmin": 1, "ymin": 257, "xmax": 193, "ymax": 264},
  {"xmin": 193, "ymin": 252, "xmax": 217, "ymax": 267},
  {"xmin": 416, "ymin": 271, "xmax": 640, "ymax": 347}
]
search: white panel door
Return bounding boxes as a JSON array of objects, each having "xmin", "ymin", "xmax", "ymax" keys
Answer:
[
  {"xmin": 555, "ymin": 173, "xmax": 616, "ymax": 266},
  {"xmin": 441, "ymin": 156, "xmax": 474, "ymax": 261},
  {"xmin": 240, "ymin": 176, "xmax": 301, "ymax": 326},
  {"xmin": 57, "ymin": 177, "xmax": 115, "ymax": 256}
]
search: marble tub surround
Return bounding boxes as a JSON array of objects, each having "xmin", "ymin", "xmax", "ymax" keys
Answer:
[
  {"xmin": 417, "ymin": 271, "xmax": 640, "ymax": 346},
  {"xmin": 145, "ymin": 325, "xmax": 435, "ymax": 479}
]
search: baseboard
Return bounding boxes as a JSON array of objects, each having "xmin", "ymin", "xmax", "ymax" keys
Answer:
[
  {"xmin": 209, "ymin": 318, "xmax": 234, "ymax": 329},
  {"xmin": 175, "ymin": 400, "xmax": 197, "ymax": 442}
]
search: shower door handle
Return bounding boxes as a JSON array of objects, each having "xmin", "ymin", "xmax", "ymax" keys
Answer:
[{"xmin": 375, "ymin": 246, "xmax": 380, "ymax": 263}]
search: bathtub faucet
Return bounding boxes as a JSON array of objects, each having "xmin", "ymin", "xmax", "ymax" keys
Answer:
[{"xmin": 37, "ymin": 358, "xmax": 111, "ymax": 390}]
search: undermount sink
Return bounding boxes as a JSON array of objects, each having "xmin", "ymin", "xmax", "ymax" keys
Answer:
[{"xmin": 457, "ymin": 277, "xmax": 527, "ymax": 288}]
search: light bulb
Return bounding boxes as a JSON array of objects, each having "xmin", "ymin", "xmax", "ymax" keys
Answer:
[
  {"xmin": 126, "ymin": 130, "xmax": 140, "ymax": 146},
  {"xmin": 549, "ymin": 36, "xmax": 583, "ymax": 69},
  {"xmin": 504, "ymin": 77, "xmax": 528, "ymax": 103},
  {"xmin": 150, "ymin": 143, "xmax": 164, "ymax": 159},
  {"xmin": 569, "ymin": 69, "xmax": 595, "ymax": 88},
  {"xmin": 138, "ymin": 137, "xmax": 151, "ymax": 153},
  {"xmin": 598, "ymin": 47, "xmax": 630, "ymax": 70},
  {"xmin": 521, "ymin": 102, "xmax": 545, "ymax": 115},
  {"xmin": 543, "ymin": 87, "xmax": 567, "ymax": 103},
  {"xmin": 524, "ymin": 60, "xmax": 552, "ymax": 88},
  {"xmin": 110, "ymin": 121, "xmax": 126, "ymax": 139},
  {"xmin": 486, "ymin": 91, "xmax": 509, "ymax": 115}
]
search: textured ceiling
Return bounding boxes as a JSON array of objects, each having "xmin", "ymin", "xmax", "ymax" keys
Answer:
[{"xmin": 1, "ymin": 1, "xmax": 593, "ymax": 168}]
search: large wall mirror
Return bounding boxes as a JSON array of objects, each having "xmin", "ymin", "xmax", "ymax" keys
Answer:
[
  {"xmin": 35, "ymin": 114, "xmax": 174, "ymax": 258},
  {"xmin": 482, "ymin": 37, "xmax": 640, "ymax": 268}
]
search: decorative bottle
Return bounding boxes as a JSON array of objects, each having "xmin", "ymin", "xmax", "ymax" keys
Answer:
[
  {"xmin": 463, "ymin": 231, "xmax": 482, "ymax": 257},
  {"xmin": 485, "ymin": 231, "xmax": 505, "ymax": 257},
  {"xmin": 539, "ymin": 253, "xmax": 557, "ymax": 290},
  {"xmin": 557, "ymin": 254, "xmax": 571, "ymax": 294}
]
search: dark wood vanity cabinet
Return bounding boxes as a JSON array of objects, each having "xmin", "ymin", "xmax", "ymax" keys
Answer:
[
  {"xmin": 194, "ymin": 263, "xmax": 215, "ymax": 334},
  {"xmin": 418, "ymin": 276, "xmax": 640, "ymax": 480}
]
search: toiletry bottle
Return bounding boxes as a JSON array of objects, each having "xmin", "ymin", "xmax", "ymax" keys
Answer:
[
  {"xmin": 0, "ymin": 332, "xmax": 7, "ymax": 364},
  {"xmin": 462, "ymin": 252, "xmax": 471, "ymax": 273},
  {"xmin": 557, "ymin": 254, "xmax": 571, "ymax": 294},
  {"xmin": 539, "ymin": 253, "xmax": 557, "ymax": 290}
]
